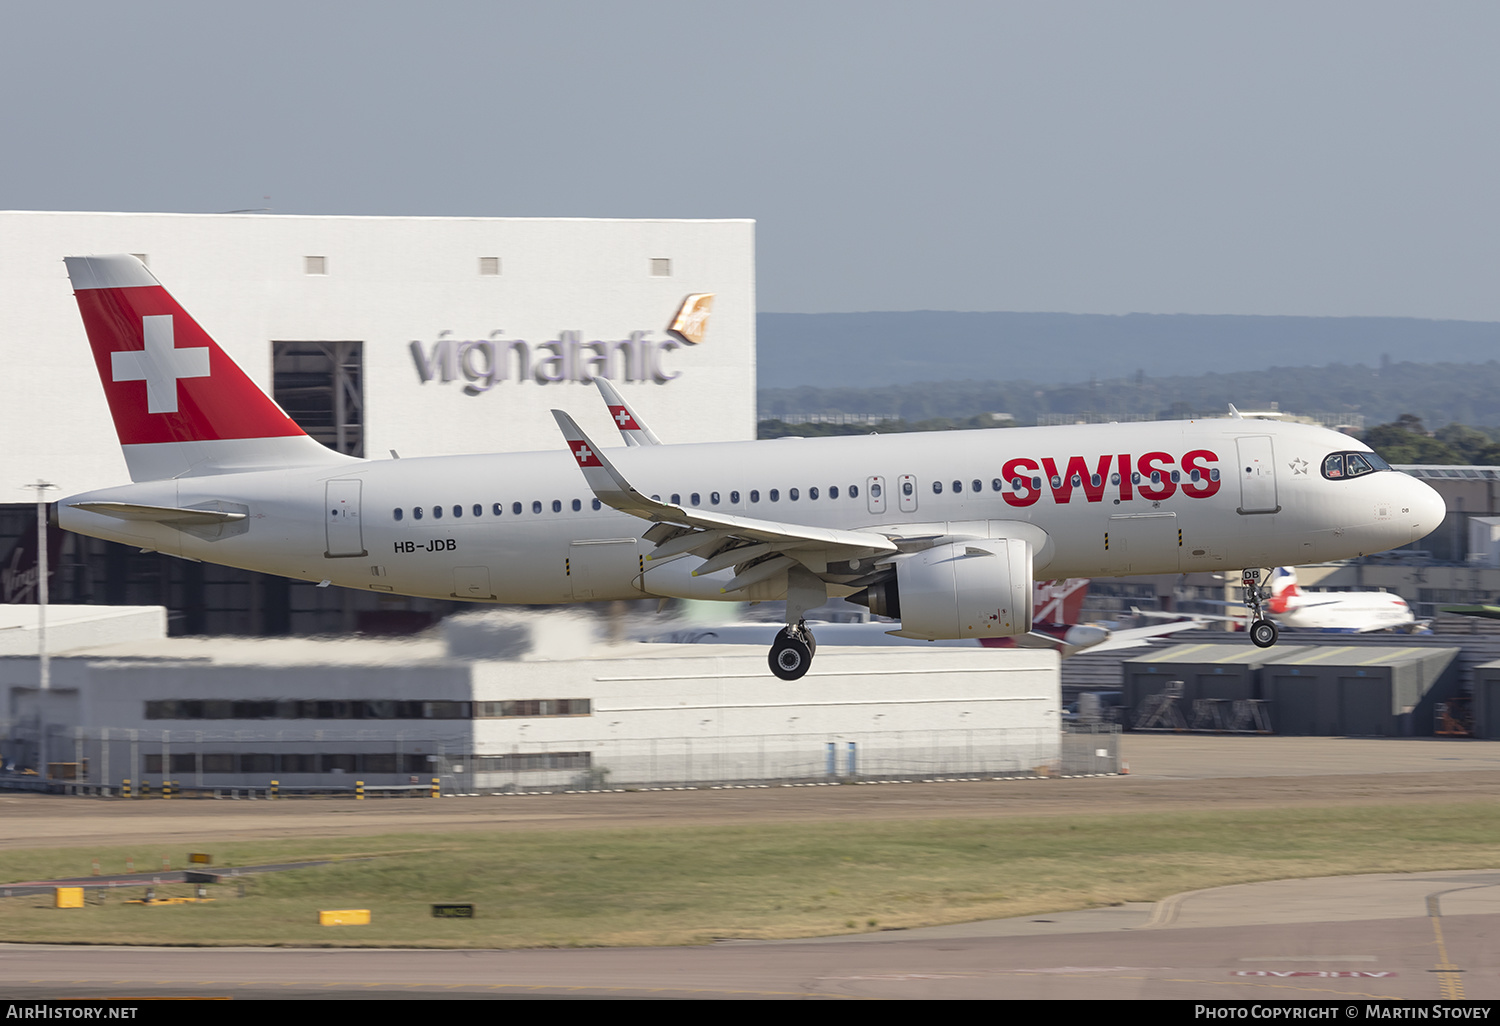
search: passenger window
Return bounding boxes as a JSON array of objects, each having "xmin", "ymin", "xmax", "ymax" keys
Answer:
[
  {"xmin": 552, "ymin": 500, "xmax": 562, "ymax": 513},
  {"xmin": 393, "ymin": 508, "xmax": 404, "ymax": 522},
  {"xmin": 453, "ymin": 505, "xmax": 462, "ymax": 518},
  {"xmin": 972, "ymin": 480, "xmax": 981, "ymax": 493},
  {"xmin": 1091, "ymin": 474, "xmax": 1101, "ymax": 487},
  {"xmin": 671, "ymin": 493, "xmax": 681, "ymax": 505},
  {"xmin": 869, "ymin": 483, "xmax": 881, "ymax": 498},
  {"xmin": 789, "ymin": 488, "xmax": 799, "ymax": 501},
  {"xmin": 414, "ymin": 507, "xmax": 423, "ymax": 520},
  {"xmin": 809, "ymin": 487, "xmax": 819, "ymax": 500},
  {"xmin": 951, "ymin": 480, "xmax": 961, "ymax": 493},
  {"xmin": 532, "ymin": 501, "xmax": 542, "ymax": 514},
  {"xmin": 850, "ymin": 485, "xmax": 859, "ymax": 498},
  {"xmin": 710, "ymin": 492, "xmax": 720, "ymax": 504},
  {"xmin": 992, "ymin": 478, "xmax": 1002, "ymax": 491},
  {"xmin": 690, "ymin": 493, "xmax": 700, "ymax": 506},
  {"xmin": 572, "ymin": 499, "xmax": 582, "ymax": 511},
  {"xmin": 730, "ymin": 490, "xmax": 741, "ymax": 503},
  {"xmin": 750, "ymin": 490, "xmax": 760, "ymax": 503},
  {"xmin": 932, "ymin": 481, "xmax": 942, "ymax": 495},
  {"xmin": 770, "ymin": 489, "xmax": 780, "ymax": 502},
  {"xmin": 493, "ymin": 503, "xmax": 503, "ymax": 516},
  {"xmin": 1051, "ymin": 476, "xmax": 1062, "ymax": 488},
  {"xmin": 904, "ymin": 481, "xmax": 915, "ymax": 496},
  {"xmin": 512, "ymin": 502, "xmax": 522, "ymax": 515},
  {"xmin": 829, "ymin": 486, "xmax": 838, "ymax": 499},
  {"xmin": 1070, "ymin": 474, "xmax": 1081, "ymax": 487},
  {"xmin": 592, "ymin": 499, "xmax": 602, "ymax": 510},
  {"xmin": 474, "ymin": 504, "xmax": 483, "ymax": 517},
  {"xmin": 433, "ymin": 506, "xmax": 443, "ymax": 520}
]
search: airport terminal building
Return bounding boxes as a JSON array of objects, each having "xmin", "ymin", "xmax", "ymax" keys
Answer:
[{"xmin": 0, "ymin": 210, "xmax": 756, "ymax": 634}]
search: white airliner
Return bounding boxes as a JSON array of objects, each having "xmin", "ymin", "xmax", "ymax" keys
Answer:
[
  {"xmin": 54, "ymin": 255, "xmax": 1445, "ymax": 679},
  {"xmin": 1227, "ymin": 566, "xmax": 1426, "ymax": 634}
]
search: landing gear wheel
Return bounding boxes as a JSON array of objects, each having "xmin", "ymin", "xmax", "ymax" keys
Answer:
[
  {"xmin": 769, "ymin": 626, "xmax": 814, "ymax": 681},
  {"xmin": 1250, "ymin": 618, "xmax": 1278, "ymax": 649}
]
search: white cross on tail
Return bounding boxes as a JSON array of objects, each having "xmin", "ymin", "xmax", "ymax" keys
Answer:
[{"xmin": 110, "ymin": 315, "xmax": 210, "ymax": 414}]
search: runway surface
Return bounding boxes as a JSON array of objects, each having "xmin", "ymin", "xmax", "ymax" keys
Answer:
[
  {"xmin": 3, "ymin": 734, "xmax": 1497, "ymax": 1000},
  {"xmin": 2, "ymin": 869, "xmax": 1495, "ymax": 999}
]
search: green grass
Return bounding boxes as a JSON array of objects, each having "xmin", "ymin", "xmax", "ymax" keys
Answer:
[{"xmin": 3, "ymin": 803, "xmax": 1498, "ymax": 948}]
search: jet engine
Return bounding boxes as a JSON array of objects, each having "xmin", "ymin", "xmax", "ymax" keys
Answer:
[{"xmin": 850, "ymin": 539, "xmax": 1033, "ymax": 640}]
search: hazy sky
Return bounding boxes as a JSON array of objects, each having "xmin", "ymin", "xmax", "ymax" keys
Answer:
[{"xmin": 3, "ymin": 2, "xmax": 1496, "ymax": 319}]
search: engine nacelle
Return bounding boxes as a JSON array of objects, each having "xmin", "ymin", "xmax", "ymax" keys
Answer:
[{"xmin": 872, "ymin": 539, "xmax": 1033, "ymax": 641}]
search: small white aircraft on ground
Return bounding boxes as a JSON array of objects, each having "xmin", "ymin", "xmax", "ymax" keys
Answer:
[
  {"xmin": 54, "ymin": 256, "xmax": 1445, "ymax": 678},
  {"xmin": 1214, "ymin": 566, "xmax": 1428, "ymax": 634}
]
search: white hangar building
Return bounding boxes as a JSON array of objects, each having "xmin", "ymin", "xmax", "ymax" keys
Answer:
[
  {"xmin": 0, "ymin": 210, "xmax": 756, "ymax": 635},
  {"xmin": 1, "ymin": 612, "xmax": 1067, "ymax": 791}
]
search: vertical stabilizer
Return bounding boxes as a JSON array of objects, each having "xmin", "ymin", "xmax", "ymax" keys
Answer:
[{"xmin": 66, "ymin": 255, "xmax": 358, "ymax": 481}]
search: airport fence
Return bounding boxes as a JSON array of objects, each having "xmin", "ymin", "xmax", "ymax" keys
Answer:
[{"xmin": 1, "ymin": 721, "xmax": 1120, "ymax": 796}]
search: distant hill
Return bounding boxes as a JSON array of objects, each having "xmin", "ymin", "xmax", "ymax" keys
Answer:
[
  {"xmin": 755, "ymin": 311, "xmax": 1500, "ymax": 389},
  {"xmin": 758, "ymin": 360, "xmax": 1500, "ymax": 430}
]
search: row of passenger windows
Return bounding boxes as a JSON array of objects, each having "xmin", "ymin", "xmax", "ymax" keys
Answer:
[
  {"xmin": 388, "ymin": 470, "xmax": 1229, "ymax": 522},
  {"xmin": 392, "ymin": 484, "xmax": 870, "ymax": 521},
  {"xmin": 995, "ymin": 469, "xmax": 1220, "ymax": 491},
  {"xmin": 394, "ymin": 500, "xmax": 605, "ymax": 521}
]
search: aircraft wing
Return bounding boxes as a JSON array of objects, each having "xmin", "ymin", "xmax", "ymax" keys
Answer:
[
  {"xmin": 1130, "ymin": 606, "xmax": 1229, "ymax": 623},
  {"xmin": 552, "ymin": 411, "xmax": 897, "ymax": 587},
  {"xmin": 1086, "ymin": 619, "xmax": 1207, "ymax": 652}
]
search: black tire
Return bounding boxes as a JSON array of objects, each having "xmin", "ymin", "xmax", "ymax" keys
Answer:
[
  {"xmin": 1250, "ymin": 618, "xmax": 1278, "ymax": 649},
  {"xmin": 769, "ymin": 634, "xmax": 813, "ymax": 680}
]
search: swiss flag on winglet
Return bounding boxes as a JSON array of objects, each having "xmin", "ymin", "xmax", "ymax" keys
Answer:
[
  {"xmin": 570, "ymin": 441, "xmax": 603, "ymax": 467},
  {"xmin": 609, "ymin": 405, "xmax": 638, "ymax": 430}
]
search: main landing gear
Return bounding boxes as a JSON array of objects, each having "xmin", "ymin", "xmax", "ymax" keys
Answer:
[
  {"xmin": 1241, "ymin": 568, "xmax": 1279, "ymax": 649},
  {"xmin": 769, "ymin": 622, "xmax": 817, "ymax": 681}
]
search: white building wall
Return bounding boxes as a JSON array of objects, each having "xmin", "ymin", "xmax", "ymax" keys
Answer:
[
  {"xmin": 2, "ymin": 642, "xmax": 1061, "ymax": 788},
  {"xmin": 2, "ymin": 211, "xmax": 755, "ymax": 493}
]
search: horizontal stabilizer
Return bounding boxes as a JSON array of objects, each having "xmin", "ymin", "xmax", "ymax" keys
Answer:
[{"xmin": 69, "ymin": 502, "xmax": 247, "ymax": 525}]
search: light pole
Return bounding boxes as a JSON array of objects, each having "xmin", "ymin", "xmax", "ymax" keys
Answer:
[{"xmin": 27, "ymin": 480, "xmax": 57, "ymax": 778}]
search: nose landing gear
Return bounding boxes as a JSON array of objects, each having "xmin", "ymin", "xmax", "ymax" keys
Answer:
[{"xmin": 1242, "ymin": 568, "xmax": 1279, "ymax": 649}]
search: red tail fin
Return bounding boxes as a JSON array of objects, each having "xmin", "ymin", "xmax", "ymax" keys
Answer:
[
  {"xmin": 1033, "ymin": 578, "xmax": 1090, "ymax": 625},
  {"xmin": 66, "ymin": 255, "xmax": 352, "ymax": 481}
]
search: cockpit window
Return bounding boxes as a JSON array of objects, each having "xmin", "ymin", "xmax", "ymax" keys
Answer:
[{"xmin": 1322, "ymin": 451, "xmax": 1390, "ymax": 481}]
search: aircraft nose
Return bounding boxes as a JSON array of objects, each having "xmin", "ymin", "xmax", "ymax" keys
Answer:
[{"xmin": 1405, "ymin": 476, "xmax": 1446, "ymax": 545}]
